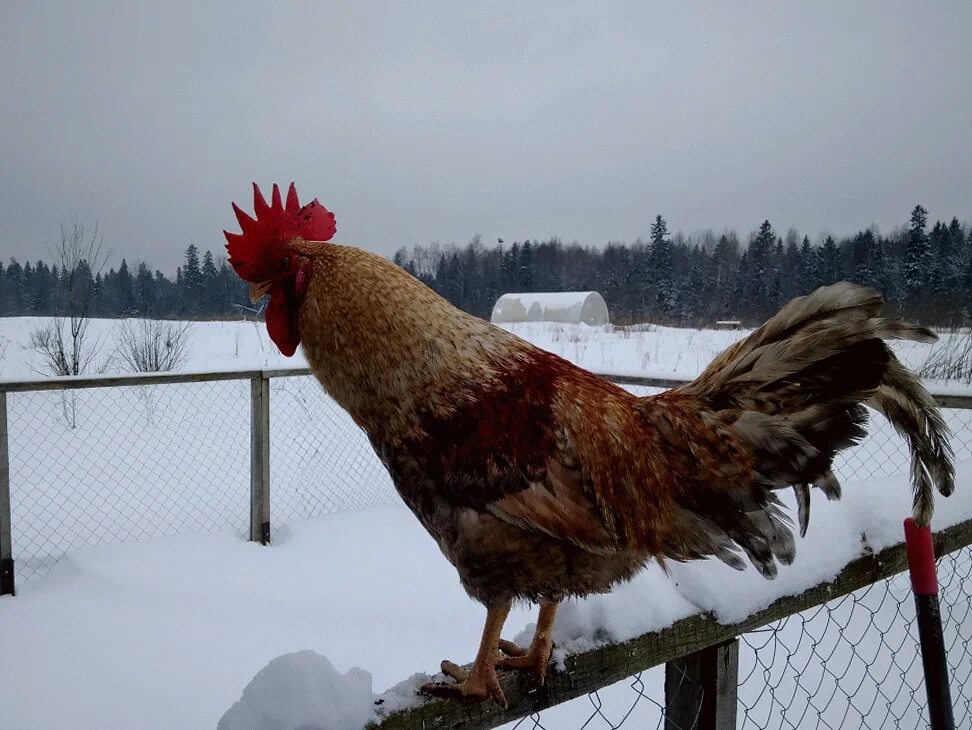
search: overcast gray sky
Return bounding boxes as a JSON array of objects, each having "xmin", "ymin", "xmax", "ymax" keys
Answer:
[{"xmin": 1, "ymin": 1, "xmax": 970, "ymax": 273}]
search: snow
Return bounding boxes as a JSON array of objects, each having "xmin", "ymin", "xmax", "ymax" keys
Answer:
[
  {"xmin": 3, "ymin": 477, "xmax": 969, "ymax": 729},
  {"xmin": 0, "ymin": 316, "xmax": 298, "ymax": 379},
  {"xmin": 671, "ymin": 467, "xmax": 972, "ymax": 624},
  {"xmin": 523, "ymin": 564, "xmax": 699, "ymax": 666},
  {"xmin": 0, "ymin": 316, "xmax": 970, "ymax": 728},
  {"xmin": 0, "ymin": 506, "xmax": 471, "ymax": 729},
  {"xmin": 500, "ymin": 321, "xmax": 746, "ymax": 379},
  {"xmin": 218, "ymin": 651, "xmax": 375, "ymax": 730},
  {"xmin": 0, "ymin": 315, "xmax": 963, "ymax": 384}
]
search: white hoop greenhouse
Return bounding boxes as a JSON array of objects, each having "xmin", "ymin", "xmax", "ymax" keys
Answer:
[{"xmin": 490, "ymin": 291, "xmax": 610, "ymax": 326}]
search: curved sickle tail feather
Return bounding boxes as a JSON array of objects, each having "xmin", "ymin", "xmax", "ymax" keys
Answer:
[
  {"xmin": 670, "ymin": 282, "xmax": 954, "ymax": 577},
  {"xmin": 870, "ymin": 357, "xmax": 955, "ymax": 525}
]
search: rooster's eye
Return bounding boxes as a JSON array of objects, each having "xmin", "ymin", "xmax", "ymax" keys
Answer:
[{"xmin": 279, "ymin": 256, "xmax": 289, "ymax": 270}]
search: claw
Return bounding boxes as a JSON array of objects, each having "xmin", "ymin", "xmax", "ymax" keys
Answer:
[
  {"xmin": 496, "ymin": 639, "xmax": 554, "ymax": 686},
  {"xmin": 440, "ymin": 660, "xmax": 467, "ymax": 683},
  {"xmin": 498, "ymin": 639, "xmax": 528, "ymax": 657},
  {"xmin": 419, "ymin": 602, "xmax": 513, "ymax": 706},
  {"xmin": 419, "ymin": 659, "xmax": 507, "ymax": 707},
  {"xmin": 420, "ymin": 680, "xmax": 464, "ymax": 700}
]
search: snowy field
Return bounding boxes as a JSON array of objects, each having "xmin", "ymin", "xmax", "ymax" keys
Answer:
[
  {"xmin": 1, "ymin": 316, "xmax": 971, "ymax": 728},
  {"xmin": 1, "ymin": 315, "xmax": 963, "ymax": 383}
]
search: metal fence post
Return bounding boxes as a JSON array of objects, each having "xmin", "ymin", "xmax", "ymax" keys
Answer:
[
  {"xmin": 665, "ymin": 638, "xmax": 739, "ymax": 730},
  {"xmin": 249, "ymin": 375, "xmax": 271, "ymax": 545},
  {"xmin": 0, "ymin": 391, "xmax": 14, "ymax": 596}
]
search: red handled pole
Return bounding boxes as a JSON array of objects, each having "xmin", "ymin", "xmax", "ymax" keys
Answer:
[{"xmin": 904, "ymin": 518, "xmax": 954, "ymax": 730}]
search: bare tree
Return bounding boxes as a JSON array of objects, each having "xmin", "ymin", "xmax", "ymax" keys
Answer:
[
  {"xmin": 29, "ymin": 220, "xmax": 111, "ymax": 427},
  {"xmin": 114, "ymin": 318, "xmax": 192, "ymax": 373},
  {"xmin": 30, "ymin": 220, "xmax": 111, "ymax": 377}
]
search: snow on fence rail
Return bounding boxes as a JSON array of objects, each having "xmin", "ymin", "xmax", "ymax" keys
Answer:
[
  {"xmin": 2, "ymin": 369, "xmax": 972, "ymax": 728},
  {"xmin": 368, "ymin": 519, "xmax": 972, "ymax": 729}
]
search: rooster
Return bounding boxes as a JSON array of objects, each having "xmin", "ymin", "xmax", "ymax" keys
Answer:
[{"xmin": 225, "ymin": 183, "xmax": 954, "ymax": 706}]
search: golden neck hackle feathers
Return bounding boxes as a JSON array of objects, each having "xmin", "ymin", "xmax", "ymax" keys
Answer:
[{"xmin": 297, "ymin": 244, "xmax": 522, "ymax": 441}]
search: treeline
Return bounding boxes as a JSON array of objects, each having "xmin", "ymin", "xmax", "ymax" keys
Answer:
[
  {"xmin": 394, "ymin": 206, "xmax": 972, "ymax": 326},
  {"xmin": 2, "ymin": 206, "xmax": 970, "ymax": 325},
  {"xmin": 0, "ymin": 244, "xmax": 247, "ymax": 319}
]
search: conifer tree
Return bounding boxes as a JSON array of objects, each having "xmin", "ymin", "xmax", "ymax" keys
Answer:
[
  {"xmin": 903, "ymin": 205, "xmax": 930, "ymax": 318},
  {"xmin": 799, "ymin": 236, "xmax": 818, "ymax": 293},
  {"xmin": 819, "ymin": 236, "xmax": 840, "ymax": 285},
  {"xmin": 650, "ymin": 215, "xmax": 674, "ymax": 317},
  {"xmin": 134, "ymin": 262, "xmax": 155, "ymax": 315},
  {"xmin": 181, "ymin": 245, "xmax": 203, "ymax": 314}
]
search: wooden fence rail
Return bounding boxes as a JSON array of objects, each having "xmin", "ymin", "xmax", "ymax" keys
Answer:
[{"xmin": 368, "ymin": 518, "xmax": 972, "ymax": 730}]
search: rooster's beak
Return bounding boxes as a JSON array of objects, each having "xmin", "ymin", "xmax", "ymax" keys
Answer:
[{"xmin": 249, "ymin": 281, "xmax": 272, "ymax": 304}]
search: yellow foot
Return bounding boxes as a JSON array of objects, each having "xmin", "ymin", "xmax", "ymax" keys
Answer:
[
  {"xmin": 496, "ymin": 638, "xmax": 554, "ymax": 685},
  {"xmin": 420, "ymin": 659, "xmax": 507, "ymax": 707}
]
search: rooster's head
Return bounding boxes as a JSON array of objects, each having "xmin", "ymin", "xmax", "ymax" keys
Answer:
[{"xmin": 224, "ymin": 183, "xmax": 336, "ymax": 356}]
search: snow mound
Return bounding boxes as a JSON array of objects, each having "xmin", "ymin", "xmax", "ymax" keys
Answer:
[{"xmin": 218, "ymin": 651, "xmax": 376, "ymax": 730}]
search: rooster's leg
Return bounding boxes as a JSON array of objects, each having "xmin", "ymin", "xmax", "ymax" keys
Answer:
[
  {"xmin": 497, "ymin": 601, "xmax": 558, "ymax": 685},
  {"xmin": 420, "ymin": 600, "xmax": 512, "ymax": 706}
]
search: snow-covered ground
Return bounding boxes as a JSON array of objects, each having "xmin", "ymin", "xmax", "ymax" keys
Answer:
[
  {"xmin": 1, "ymin": 316, "xmax": 971, "ymax": 729},
  {"xmin": 0, "ymin": 315, "xmax": 960, "ymax": 383}
]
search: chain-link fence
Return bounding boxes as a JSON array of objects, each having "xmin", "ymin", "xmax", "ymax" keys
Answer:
[
  {"xmin": 1, "ymin": 369, "xmax": 971, "ymax": 729},
  {"xmin": 268, "ymin": 374, "xmax": 396, "ymax": 522},
  {"xmin": 1, "ymin": 371, "xmax": 399, "ymax": 583},
  {"xmin": 490, "ymin": 541, "xmax": 972, "ymax": 730},
  {"xmin": 6, "ymin": 379, "xmax": 251, "ymax": 581},
  {"xmin": 736, "ymin": 545, "xmax": 972, "ymax": 729},
  {"xmin": 506, "ymin": 667, "xmax": 672, "ymax": 729}
]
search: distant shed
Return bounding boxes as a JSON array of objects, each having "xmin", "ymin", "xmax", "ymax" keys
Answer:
[
  {"xmin": 490, "ymin": 291, "xmax": 610, "ymax": 326},
  {"xmin": 715, "ymin": 320, "xmax": 743, "ymax": 330}
]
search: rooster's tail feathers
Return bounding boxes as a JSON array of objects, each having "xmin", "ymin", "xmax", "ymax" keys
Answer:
[
  {"xmin": 869, "ymin": 358, "xmax": 954, "ymax": 526},
  {"xmin": 678, "ymin": 282, "xmax": 953, "ymax": 543}
]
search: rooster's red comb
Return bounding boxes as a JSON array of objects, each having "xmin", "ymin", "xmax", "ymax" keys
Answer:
[{"xmin": 223, "ymin": 182, "xmax": 336, "ymax": 283}]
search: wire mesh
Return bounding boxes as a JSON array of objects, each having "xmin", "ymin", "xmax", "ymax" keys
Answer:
[
  {"xmin": 269, "ymin": 375, "xmax": 397, "ymax": 522},
  {"xmin": 835, "ymin": 405, "xmax": 972, "ymax": 482},
  {"xmin": 2, "ymin": 373, "xmax": 971, "ymax": 728},
  {"xmin": 736, "ymin": 545, "xmax": 972, "ymax": 729},
  {"xmin": 507, "ymin": 667, "xmax": 682, "ymax": 729},
  {"xmin": 496, "ymin": 546, "xmax": 972, "ymax": 730},
  {"xmin": 7, "ymin": 380, "xmax": 250, "ymax": 581}
]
